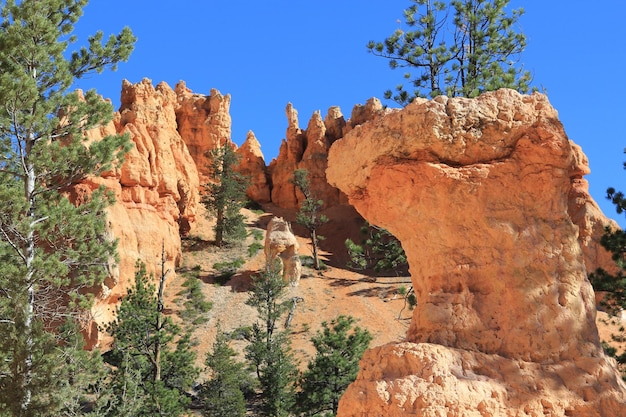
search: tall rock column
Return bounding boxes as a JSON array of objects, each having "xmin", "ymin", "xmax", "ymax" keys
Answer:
[
  {"xmin": 174, "ymin": 82, "xmax": 232, "ymax": 184},
  {"xmin": 83, "ymin": 79, "xmax": 200, "ymax": 346},
  {"xmin": 268, "ymin": 103, "xmax": 347, "ymax": 209},
  {"xmin": 327, "ymin": 89, "xmax": 626, "ymax": 416}
]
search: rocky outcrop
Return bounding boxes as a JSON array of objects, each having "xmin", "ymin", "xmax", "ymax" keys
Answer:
[
  {"xmin": 236, "ymin": 131, "xmax": 271, "ymax": 203},
  {"xmin": 568, "ymin": 142, "xmax": 620, "ymax": 276},
  {"xmin": 327, "ymin": 89, "xmax": 626, "ymax": 416},
  {"xmin": 268, "ymin": 103, "xmax": 349, "ymax": 209},
  {"xmin": 264, "ymin": 217, "xmax": 301, "ymax": 285},
  {"xmin": 174, "ymin": 82, "xmax": 231, "ymax": 184},
  {"xmin": 85, "ymin": 79, "xmax": 200, "ymax": 346}
]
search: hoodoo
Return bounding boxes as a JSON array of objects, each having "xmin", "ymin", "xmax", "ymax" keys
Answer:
[{"xmin": 327, "ymin": 89, "xmax": 626, "ymax": 416}]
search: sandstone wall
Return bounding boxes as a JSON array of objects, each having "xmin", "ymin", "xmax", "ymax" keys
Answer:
[
  {"xmin": 327, "ymin": 89, "xmax": 626, "ymax": 416},
  {"xmin": 85, "ymin": 79, "xmax": 200, "ymax": 346},
  {"xmin": 174, "ymin": 82, "xmax": 231, "ymax": 185}
]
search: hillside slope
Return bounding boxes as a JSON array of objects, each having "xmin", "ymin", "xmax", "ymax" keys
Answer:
[{"xmin": 164, "ymin": 204, "xmax": 412, "ymax": 371}]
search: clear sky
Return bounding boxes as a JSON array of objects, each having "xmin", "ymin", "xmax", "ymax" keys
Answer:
[{"xmin": 71, "ymin": 1, "xmax": 626, "ymax": 227}]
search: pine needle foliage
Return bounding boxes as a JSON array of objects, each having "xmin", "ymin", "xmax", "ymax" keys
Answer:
[
  {"xmin": 368, "ymin": 0, "xmax": 532, "ymax": 105},
  {"xmin": 589, "ymin": 156, "xmax": 626, "ymax": 378},
  {"xmin": 345, "ymin": 223, "xmax": 408, "ymax": 275},
  {"xmin": 202, "ymin": 145, "xmax": 249, "ymax": 247},
  {"xmin": 0, "ymin": 1, "xmax": 135, "ymax": 414},
  {"xmin": 296, "ymin": 315, "xmax": 372, "ymax": 417},
  {"xmin": 292, "ymin": 169, "xmax": 328, "ymax": 270},
  {"xmin": 104, "ymin": 261, "xmax": 199, "ymax": 416},
  {"xmin": 200, "ymin": 324, "xmax": 249, "ymax": 417},
  {"xmin": 245, "ymin": 265, "xmax": 298, "ymax": 417}
]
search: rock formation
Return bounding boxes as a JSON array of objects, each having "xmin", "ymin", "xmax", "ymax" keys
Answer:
[
  {"xmin": 83, "ymin": 79, "xmax": 200, "ymax": 346},
  {"xmin": 264, "ymin": 217, "xmax": 302, "ymax": 285},
  {"xmin": 174, "ymin": 82, "xmax": 231, "ymax": 185},
  {"xmin": 327, "ymin": 89, "xmax": 626, "ymax": 416},
  {"xmin": 268, "ymin": 103, "xmax": 349, "ymax": 209},
  {"xmin": 568, "ymin": 142, "xmax": 620, "ymax": 276},
  {"xmin": 236, "ymin": 131, "xmax": 271, "ymax": 203}
]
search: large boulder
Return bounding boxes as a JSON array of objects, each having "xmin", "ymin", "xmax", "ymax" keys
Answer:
[
  {"xmin": 264, "ymin": 217, "xmax": 302, "ymax": 286},
  {"xmin": 327, "ymin": 89, "xmax": 626, "ymax": 416}
]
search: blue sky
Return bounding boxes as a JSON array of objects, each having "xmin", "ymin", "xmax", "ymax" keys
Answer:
[{"xmin": 72, "ymin": 1, "xmax": 626, "ymax": 227}]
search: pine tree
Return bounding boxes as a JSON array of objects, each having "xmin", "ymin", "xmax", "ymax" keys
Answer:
[
  {"xmin": 292, "ymin": 169, "xmax": 328, "ymax": 270},
  {"xmin": 296, "ymin": 315, "xmax": 372, "ymax": 417},
  {"xmin": 0, "ymin": 1, "xmax": 135, "ymax": 414},
  {"xmin": 245, "ymin": 265, "xmax": 298, "ymax": 417},
  {"xmin": 201, "ymin": 324, "xmax": 249, "ymax": 417},
  {"xmin": 202, "ymin": 144, "xmax": 249, "ymax": 247},
  {"xmin": 368, "ymin": 0, "xmax": 532, "ymax": 104},
  {"xmin": 345, "ymin": 223, "xmax": 408, "ymax": 275},
  {"xmin": 104, "ymin": 261, "xmax": 199, "ymax": 416},
  {"xmin": 589, "ymin": 161, "xmax": 626, "ymax": 377}
]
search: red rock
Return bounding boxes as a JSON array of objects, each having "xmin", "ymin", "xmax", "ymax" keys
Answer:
[
  {"xmin": 268, "ymin": 103, "xmax": 347, "ymax": 209},
  {"xmin": 85, "ymin": 79, "xmax": 200, "ymax": 346},
  {"xmin": 174, "ymin": 82, "xmax": 231, "ymax": 185},
  {"xmin": 327, "ymin": 89, "xmax": 626, "ymax": 416},
  {"xmin": 236, "ymin": 131, "xmax": 271, "ymax": 203},
  {"xmin": 264, "ymin": 217, "xmax": 301, "ymax": 285}
]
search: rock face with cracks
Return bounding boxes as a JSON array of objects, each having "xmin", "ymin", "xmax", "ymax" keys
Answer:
[
  {"xmin": 327, "ymin": 89, "xmax": 626, "ymax": 416},
  {"xmin": 79, "ymin": 79, "xmax": 200, "ymax": 347}
]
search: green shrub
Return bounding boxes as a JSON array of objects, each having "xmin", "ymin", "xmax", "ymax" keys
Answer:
[
  {"xmin": 213, "ymin": 257, "xmax": 246, "ymax": 284},
  {"xmin": 178, "ymin": 272, "xmax": 212, "ymax": 326},
  {"xmin": 247, "ymin": 241, "xmax": 264, "ymax": 257},
  {"xmin": 250, "ymin": 228, "xmax": 264, "ymax": 241},
  {"xmin": 299, "ymin": 255, "xmax": 327, "ymax": 270}
]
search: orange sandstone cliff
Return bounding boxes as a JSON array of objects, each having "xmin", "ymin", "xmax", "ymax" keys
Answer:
[
  {"xmin": 327, "ymin": 89, "xmax": 626, "ymax": 416},
  {"xmin": 81, "ymin": 79, "xmax": 621, "ymax": 416},
  {"xmin": 83, "ymin": 79, "xmax": 200, "ymax": 345}
]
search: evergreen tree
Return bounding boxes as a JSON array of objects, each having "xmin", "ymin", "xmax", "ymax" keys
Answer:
[
  {"xmin": 245, "ymin": 265, "xmax": 298, "ymax": 417},
  {"xmin": 177, "ymin": 269, "xmax": 212, "ymax": 327},
  {"xmin": 345, "ymin": 223, "xmax": 408, "ymax": 275},
  {"xmin": 200, "ymin": 324, "xmax": 248, "ymax": 417},
  {"xmin": 292, "ymin": 169, "xmax": 328, "ymax": 270},
  {"xmin": 589, "ymin": 156, "xmax": 626, "ymax": 377},
  {"xmin": 368, "ymin": 0, "xmax": 532, "ymax": 104},
  {"xmin": 296, "ymin": 315, "xmax": 372, "ymax": 417},
  {"xmin": 53, "ymin": 321, "xmax": 111, "ymax": 416},
  {"xmin": 104, "ymin": 261, "xmax": 199, "ymax": 416},
  {"xmin": 0, "ymin": 1, "xmax": 135, "ymax": 414},
  {"xmin": 202, "ymin": 144, "xmax": 249, "ymax": 247}
]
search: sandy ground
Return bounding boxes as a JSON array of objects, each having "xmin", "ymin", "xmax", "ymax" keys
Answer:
[
  {"xmin": 163, "ymin": 203, "xmax": 626, "ymax": 378},
  {"xmin": 163, "ymin": 204, "xmax": 413, "ymax": 372}
]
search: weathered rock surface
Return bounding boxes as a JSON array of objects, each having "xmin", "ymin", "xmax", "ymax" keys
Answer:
[
  {"xmin": 268, "ymin": 103, "xmax": 349, "ymax": 209},
  {"xmin": 568, "ymin": 142, "xmax": 620, "ymax": 276},
  {"xmin": 86, "ymin": 79, "xmax": 200, "ymax": 345},
  {"xmin": 174, "ymin": 82, "xmax": 231, "ymax": 185},
  {"xmin": 236, "ymin": 131, "xmax": 271, "ymax": 203},
  {"xmin": 327, "ymin": 89, "xmax": 626, "ymax": 416},
  {"xmin": 264, "ymin": 217, "xmax": 301, "ymax": 285}
]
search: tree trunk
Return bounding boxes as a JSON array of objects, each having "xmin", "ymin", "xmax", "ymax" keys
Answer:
[
  {"xmin": 21, "ymin": 136, "xmax": 37, "ymax": 413},
  {"xmin": 216, "ymin": 208, "xmax": 224, "ymax": 247},
  {"xmin": 311, "ymin": 228, "xmax": 320, "ymax": 270},
  {"xmin": 154, "ymin": 241, "xmax": 169, "ymax": 383}
]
